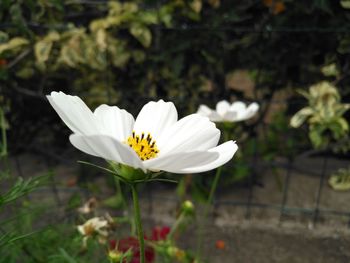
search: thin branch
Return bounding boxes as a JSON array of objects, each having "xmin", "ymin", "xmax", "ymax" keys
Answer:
[{"xmin": 7, "ymin": 48, "xmax": 31, "ymax": 69}]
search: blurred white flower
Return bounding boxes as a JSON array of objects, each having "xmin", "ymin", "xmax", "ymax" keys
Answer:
[
  {"xmin": 77, "ymin": 217, "xmax": 109, "ymax": 246},
  {"xmin": 47, "ymin": 92, "xmax": 238, "ymax": 174},
  {"xmin": 77, "ymin": 197, "xmax": 98, "ymax": 214},
  {"xmin": 197, "ymin": 100, "xmax": 259, "ymax": 122}
]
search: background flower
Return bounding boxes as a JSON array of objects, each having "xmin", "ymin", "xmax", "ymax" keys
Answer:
[{"xmin": 197, "ymin": 100, "xmax": 259, "ymax": 122}]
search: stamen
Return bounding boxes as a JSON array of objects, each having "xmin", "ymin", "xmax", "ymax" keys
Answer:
[{"xmin": 125, "ymin": 130, "xmax": 159, "ymax": 161}]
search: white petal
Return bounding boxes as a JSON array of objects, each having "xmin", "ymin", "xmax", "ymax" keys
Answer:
[
  {"xmin": 47, "ymin": 91, "xmax": 98, "ymax": 135},
  {"xmin": 234, "ymin": 102, "xmax": 259, "ymax": 121},
  {"xmin": 77, "ymin": 225, "xmax": 85, "ymax": 235},
  {"xmin": 133, "ymin": 100, "xmax": 178, "ymax": 140},
  {"xmin": 177, "ymin": 141, "xmax": 238, "ymax": 173},
  {"xmin": 222, "ymin": 111, "xmax": 238, "ymax": 122},
  {"xmin": 229, "ymin": 101, "xmax": 247, "ymax": 112},
  {"xmin": 197, "ymin": 104, "xmax": 212, "ymax": 117},
  {"xmin": 245, "ymin": 102, "xmax": 259, "ymax": 119},
  {"xmin": 157, "ymin": 114, "xmax": 220, "ymax": 155},
  {"xmin": 216, "ymin": 100, "xmax": 230, "ymax": 117},
  {"xmin": 94, "ymin": 104, "xmax": 134, "ymax": 141},
  {"xmin": 69, "ymin": 134, "xmax": 145, "ymax": 172},
  {"xmin": 197, "ymin": 105, "xmax": 223, "ymax": 122},
  {"xmin": 143, "ymin": 151, "xmax": 219, "ymax": 173}
]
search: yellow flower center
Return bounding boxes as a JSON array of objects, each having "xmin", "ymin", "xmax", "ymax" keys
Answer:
[
  {"xmin": 83, "ymin": 224, "xmax": 95, "ymax": 236},
  {"xmin": 126, "ymin": 131, "xmax": 159, "ymax": 161}
]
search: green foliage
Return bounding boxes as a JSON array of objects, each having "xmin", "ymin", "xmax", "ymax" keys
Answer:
[
  {"xmin": 0, "ymin": 199, "xmax": 110, "ymax": 263},
  {"xmin": 0, "ymin": 36, "xmax": 29, "ymax": 55},
  {"xmin": 0, "ymin": 175, "xmax": 49, "ymax": 207},
  {"xmin": 290, "ymin": 81, "xmax": 350, "ymax": 149},
  {"xmin": 328, "ymin": 166, "xmax": 350, "ymax": 191},
  {"xmin": 262, "ymin": 110, "xmax": 307, "ymax": 160},
  {"xmin": 0, "ymin": 107, "xmax": 50, "ymax": 250}
]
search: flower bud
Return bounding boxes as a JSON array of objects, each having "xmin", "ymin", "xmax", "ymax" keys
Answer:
[
  {"xmin": 108, "ymin": 250, "xmax": 122, "ymax": 262},
  {"xmin": 119, "ymin": 164, "xmax": 145, "ymax": 181},
  {"xmin": 166, "ymin": 246, "xmax": 185, "ymax": 261},
  {"xmin": 181, "ymin": 200, "xmax": 194, "ymax": 215}
]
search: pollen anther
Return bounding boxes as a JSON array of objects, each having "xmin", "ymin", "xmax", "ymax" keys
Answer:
[{"xmin": 126, "ymin": 131, "xmax": 159, "ymax": 161}]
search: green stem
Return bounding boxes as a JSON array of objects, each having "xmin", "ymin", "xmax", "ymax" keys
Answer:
[
  {"xmin": 196, "ymin": 127, "xmax": 231, "ymax": 258},
  {"xmin": 196, "ymin": 167, "xmax": 223, "ymax": 258},
  {"xmin": 131, "ymin": 184, "xmax": 145, "ymax": 263},
  {"xmin": 207, "ymin": 166, "xmax": 223, "ymax": 205},
  {"xmin": 207, "ymin": 126, "xmax": 230, "ymax": 205},
  {"xmin": 168, "ymin": 213, "xmax": 185, "ymax": 240},
  {"xmin": 115, "ymin": 177, "xmax": 127, "ymax": 208}
]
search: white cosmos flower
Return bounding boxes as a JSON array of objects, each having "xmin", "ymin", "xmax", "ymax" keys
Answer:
[
  {"xmin": 197, "ymin": 100, "xmax": 259, "ymax": 122},
  {"xmin": 77, "ymin": 217, "xmax": 109, "ymax": 246},
  {"xmin": 47, "ymin": 92, "xmax": 238, "ymax": 174},
  {"xmin": 77, "ymin": 217, "xmax": 109, "ymax": 237}
]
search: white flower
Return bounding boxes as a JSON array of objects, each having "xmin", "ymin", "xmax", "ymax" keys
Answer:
[
  {"xmin": 77, "ymin": 197, "xmax": 98, "ymax": 214},
  {"xmin": 197, "ymin": 100, "xmax": 259, "ymax": 122},
  {"xmin": 77, "ymin": 217, "xmax": 109, "ymax": 237},
  {"xmin": 77, "ymin": 217, "xmax": 109, "ymax": 246},
  {"xmin": 47, "ymin": 92, "xmax": 238, "ymax": 174}
]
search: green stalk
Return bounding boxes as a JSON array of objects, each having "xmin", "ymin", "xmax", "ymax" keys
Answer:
[
  {"xmin": 115, "ymin": 176, "xmax": 127, "ymax": 208},
  {"xmin": 195, "ymin": 167, "xmax": 223, "ymax": 258},
  {"xmin": 196, "ymin": 125, "xmax": 231, "ymax": 258},
  {"xmin": 167, "ymin": 213, "xmax": 185, "ymax": 240},
  {"xmin": 207, "ymin": 126, "xmax": 230, "ymax": 205},
  {"xmin": 131, "ymin": 184, "xmax": 145, "ymax": 263},
  {"xmin": 207, "ymin": 166, "xmax": 223, "ymax": 205}
]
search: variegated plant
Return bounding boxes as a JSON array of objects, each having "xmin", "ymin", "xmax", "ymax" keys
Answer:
[
  {"xmin": 290, "ymin": 81, "xmax": 350, "ymax": 148},
  {"xmin": 329, "ymin": 167, "xmax": 350, "ymax": 191}
]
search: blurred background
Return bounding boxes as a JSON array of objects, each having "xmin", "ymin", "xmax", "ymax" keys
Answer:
[{"xmin": 0, "ymin": 0, "xmax": 350, "ymax": 262}]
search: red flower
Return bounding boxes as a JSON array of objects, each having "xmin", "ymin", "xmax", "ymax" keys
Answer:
[
  {"xmin": 118, "ymin": 237, "xmax": 155, "ymax": 263},
  {"xmin": 109, "ymin": 239, "xmax": 117, "ymax": 250},
  {"xmin": 108, "ymin": 226, "xmax": 169, "ymax": 263},
  {"xmin": 151, "ymin": 226, "xmax": 170, "ymax": 241}
]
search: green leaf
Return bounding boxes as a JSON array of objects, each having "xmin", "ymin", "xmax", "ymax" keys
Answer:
[
  {"xmin": 138, "ymin": 11, "xmax": 158, "ymax": 24},
  {"xmin": 0, "ymin": 37, "xmax": 29, "ymax": 55},
  {"xmin": 176, "ymin": 177, "xmax": 186, "ymax": 199},
  {"xmin": 0, "ymin": 174, "xmax": 49, "ymax": 207},
  {"xmin": 0, "ymin": 31, "xmax": 9, "ymax": 43},
  {"xmin": 329, "ymin": 168, "xmax": 350, "ymax": 191},
  {"xmin": 102, "ymin": 194, "xmax": 124, "ymax": 208},
  {"xmin": 108, "ymin": 39, "xmax": 131, "ymax": 68},
  {"xmin": 15, "ymin": 67, "xmax": 35, "ymax": 79},
  {"xmin": 340, "ymin": 0, "xmax": 350, "ymax": 9},
  {"xmin": 309, "ymin": 127, "xmax": 324, "ymax": 148},
  {"xmin": 57, "ymin": 248, "xmax": 78, "ymax": 263},
  {"xmin": 34, "ymin": 31, "xmax": 60, "ymax": 70},
  {"xmin": 130, "ymin": 24, "xmax": 152, "ymax": 48},
  {"xmin": 132, "ymin": 50, "xmax": 146, "ymax": 63},
  {"xmin": 290, "ymin": 107, "xmax": 313, "ymax": 128},
  {"xmin": 338, "ymin": 117, "xmax": 349, "ymax": 132},
  {"xmin": 321, "ymin": 63, "xmax": 340, "ymax": 77}
]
